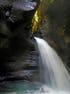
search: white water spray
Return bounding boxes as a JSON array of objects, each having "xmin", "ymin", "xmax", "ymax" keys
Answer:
[
  {"xmin": 35, "ymin": 37, "xmax": 70, "ymax": 91},
  {"xmin": 1, "ymin": 37, "xmax": 70, "ymax": 94}
]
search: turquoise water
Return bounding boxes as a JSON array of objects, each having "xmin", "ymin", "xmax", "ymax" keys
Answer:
[
  {"xmin": 0, "ymin": 81, "xmax": 70, "ymax": 94},
  {"xmin": 0, "ymin": 81, "xmax": 41, "ymax": 94}
]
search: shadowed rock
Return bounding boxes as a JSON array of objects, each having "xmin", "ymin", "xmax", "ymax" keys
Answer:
[{"xmin": 0, "ymin": 0, "xmax": 40, "ymax": 81}]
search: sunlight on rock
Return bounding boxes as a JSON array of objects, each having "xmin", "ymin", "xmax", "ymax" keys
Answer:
[
  {"xmin": 32, "ymin": 0, "xmax": 48, "ymax": 32},
  {"xmin": 32, "ymin": 10, "xmax": 40, "ymax": 32},
  {"xmin": 34, "ymin": 11, "xmax": 39, "ymax": 22}
]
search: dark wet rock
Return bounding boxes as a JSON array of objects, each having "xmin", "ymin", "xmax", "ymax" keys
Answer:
[
  {"xmin": 0, "ymin": 0, "xmax": 40, "ymax": 81},
  {"xmin": 0, "ymin": 0, "xmax": 40, "ymax": 48},
  {"xmin": 0, "ymin": 47, "xmax": 40, "ymax": 81},
  {"xmin": 0, "ymin": 0, "xmax": 40, "ymax": 53},
  {"xmin": 33, "ymin": 30, "xmax": 43, "ymax": 38}
]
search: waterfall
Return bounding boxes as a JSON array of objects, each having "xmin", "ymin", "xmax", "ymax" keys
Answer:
[{"xmin": 35, "ymin": 37, "xmax": 70, "ymax": 91}]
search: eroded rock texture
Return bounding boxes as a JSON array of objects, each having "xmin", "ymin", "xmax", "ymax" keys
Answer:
[{"xmin": 0, "ymin": 0, "xmax": 40, "ymax": 81}]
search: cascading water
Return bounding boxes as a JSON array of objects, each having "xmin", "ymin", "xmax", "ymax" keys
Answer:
[
  {"xmin": 34, "ymin": 37, "xmax": 70, "ymax": 92},
  {"xmin": 0, "ymin": 37, "xmax": 70, "ymax": 94}
]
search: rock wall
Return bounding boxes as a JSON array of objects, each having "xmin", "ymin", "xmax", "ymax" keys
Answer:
[{"xmin": 0, "ymin": 0, "xmax": 40, "ymax": 81}]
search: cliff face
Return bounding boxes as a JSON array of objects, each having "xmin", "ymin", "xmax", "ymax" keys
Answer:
[
  {"xmin": 0, "ymin": 0, "xmax": 40, "ymax": 55},
  {"xmin": 0, "ymin": 0, "xmax": 40, "ymax": 81}
]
